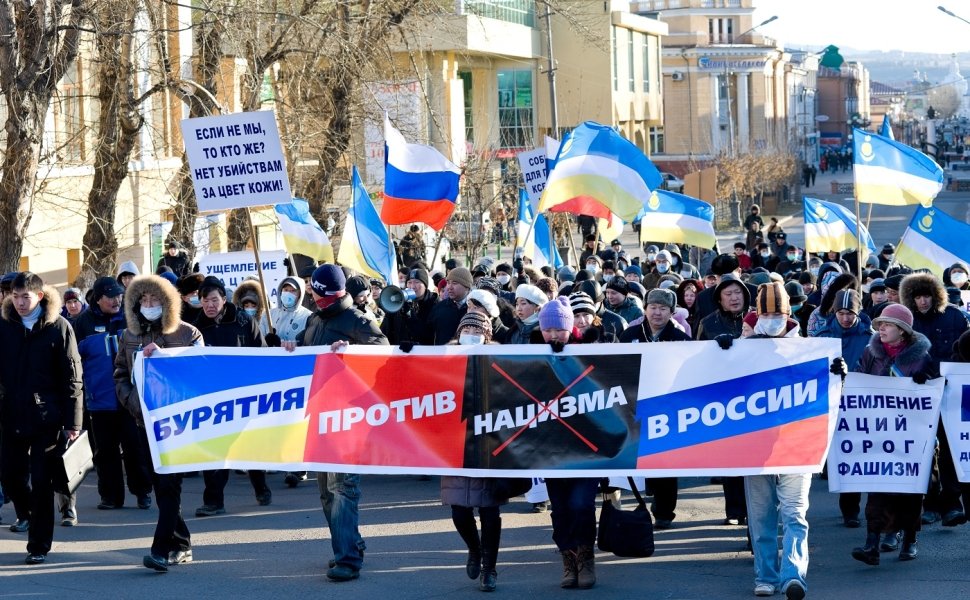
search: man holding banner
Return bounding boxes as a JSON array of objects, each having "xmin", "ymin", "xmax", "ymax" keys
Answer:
[
  {"xmin": 193, "ymin": 276, "xmax": 273, "ymax": 516},
  {"xmin": 286, "ymin": 264, "xmax": 388, "ymax": 582},
  {"xmin": 736, "ymin": 283, "xmax": 812, "ymax": 599}
]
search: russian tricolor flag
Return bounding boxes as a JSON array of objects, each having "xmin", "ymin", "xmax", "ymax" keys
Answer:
[{"xmin": 381, "ymin": 117, "xmax": 461, "ymax": 231}]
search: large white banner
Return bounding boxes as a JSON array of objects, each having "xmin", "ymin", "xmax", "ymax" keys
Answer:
[
  {"xmin": 827, "ymin": 372, "xmax": 944, "ymax": 493},
  {"xmin": 940, "ymin": 362, "xmax": 970, "ymax": 482},
  {"xmin": 133, "ymin": 338, "xmax": 842, "ymax": 475},
  {"xmin": 181, "ymin": 111, "xmax": 291, "ymax": 212},
  {"xmin": 197, "ymin": 250, "xmax": 287, "ymax": 308}
]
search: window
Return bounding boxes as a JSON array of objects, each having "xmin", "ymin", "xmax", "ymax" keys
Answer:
[
  {"xmin": 54, "ymin": 59, "xmax": 84, "ymax": 162},
  {"xmin": 497, "ymin": 69, "xmax": 534, "ymax": 150},
  {"xmin": 460, "ymin": 0, "xmax": 535, "ymax": 27},
  {"xmin": 640, "ymin": 33, "xmax": 647, "ymax": 92},
  {"xmin": 627, "ymin": 29, "xmax": 635, "ymax": 92},
  {"xmin": 459, "ymin": 71, "xmax": 474, "ymax": 145},
  {"xmin": 611, "ymin": 26, "xmax": 618, "ymax": 91},
  {"xmin": 649, "ymin": 126, "xmax": 665, "ymax": 154},
  {"xmin": 708, "ymin": 18, "xmax": 734, "ymax": 44}
]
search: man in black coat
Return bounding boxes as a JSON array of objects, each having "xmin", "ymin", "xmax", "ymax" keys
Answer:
[
  {"xmin": 380, "ymin": 267, "xmax": 438, "ymax": 345},
  {"xmin": 192, "ymin": 276, "xmax": 271, "ymax": 516},
  {"xmin": 428, "ymin": 267, "xmax": 472, "ymax": 345},
  {"xmin": 694, "ymin": 255, "xmax": 757, "ymax": 328},
  {"xmin": 0, "ymin": 272, "xmax": 83, "ymax": 564},
  {"xmin": 156, "ymin": 242, "xmax": 191, "ymax": 277}
]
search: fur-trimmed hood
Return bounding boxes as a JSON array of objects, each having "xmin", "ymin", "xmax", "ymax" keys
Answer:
[
  {"xmin": 232, "ymin": 280, "xmax": 265, "ymax": 320},
  {"xmin": 124, "ymin": 274, "xmax": 183, "ymax": 335},
  {"xmin": 865, "ymin": 330, "xmax": 932, "ymax": 368},
  {"xmin": 1, "ymin": 285, "xmax": 63, "ymax": 327},
  {"xmin": 900, "ymin": 272, "xmax": 948, "ymax": 314}
]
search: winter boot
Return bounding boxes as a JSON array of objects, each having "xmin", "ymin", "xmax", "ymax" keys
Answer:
[
  {"xmin": 879, "ymin": 530, "xmax": 901, "ymax": 552},
  {"xmin": 851, "ymin": 531, "xmax": 881, "ymax": 566},
  {"xmin": 452, "ymin": 511, "xmax": 481, "ymax": 580},
  {"xmin": 560, "ymin": 550, "xmax": 578, "ymax": 588},
  {"xmin": 899, "ymin": 530, "xmax": 918, "ymax": 561},
  {"xmin": 575, "ymin": 545, "xmax": 596, "ymax": 589},
  {"xmin": 479, "ymin": 516, "xmax": 501, "ymax": 592}
]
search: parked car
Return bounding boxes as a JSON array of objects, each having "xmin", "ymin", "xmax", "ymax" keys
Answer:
[{"xmin": 660, "ymin": 172, "xmax": 685, "ymax": 193}]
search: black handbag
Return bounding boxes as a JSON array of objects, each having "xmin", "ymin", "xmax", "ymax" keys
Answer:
[
  {"xmin": 596, "ymin": 476, "xmax": 655, "ymax": 558},
  {"xmin": 47, "ymin": 430, "xmax": 94, "ymax": 496}
]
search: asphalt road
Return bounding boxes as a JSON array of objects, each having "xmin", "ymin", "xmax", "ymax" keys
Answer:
[{"xmin": 2, "ymin": 472, "xmax": 970, "ymax": 598}]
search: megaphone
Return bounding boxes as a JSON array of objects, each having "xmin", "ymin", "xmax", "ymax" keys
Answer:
[{"xmin": 378, "ymin": 285, "xmax": 417, "ymax": 313}]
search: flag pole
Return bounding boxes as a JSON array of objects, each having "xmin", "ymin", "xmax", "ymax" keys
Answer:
[
  {"xmin": 245, "ymin": 207, "xmax": 277, "ymax": 335},
  {"xmin": 430, "ymin": 229, "xmax": 446, "ymax": 270},
  {"xmin": 565, "ymin": 214, "xmax": 579, "ymax": 267},
  {"xmin": 854, "ymin": 195, "xmax": 864, "ymax": 282},
  {"xmin": 864, "ymin": 201, "xmax": 874, "ymax": 230}
]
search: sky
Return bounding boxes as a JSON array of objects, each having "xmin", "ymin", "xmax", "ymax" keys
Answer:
[{"xmin": 751, "ymin": 0, "xmax": 970, "ymax": 55}]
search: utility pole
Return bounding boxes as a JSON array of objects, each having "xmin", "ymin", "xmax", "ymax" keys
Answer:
[{"xmin": 541, "ymin": 2, "xmax": 559, "ymax": 137}]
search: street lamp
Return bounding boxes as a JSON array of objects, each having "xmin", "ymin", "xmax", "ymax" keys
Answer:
[
  {"xmin": 939, "ymin": 5, "xmax": 970, "ymax": 27},
  {"xmin": 736, "ymin": 15, "xmax": 778, "ymax": 43}
]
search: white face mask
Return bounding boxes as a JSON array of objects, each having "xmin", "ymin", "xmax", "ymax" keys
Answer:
[
  {"xmin": 497, "ymin": 274, "xmax": 511, "ymax": 285},
  {"xmin": 953, "ymin": 272, "xmax": 968, "ymax": 286},
  {"xmin": 602, "ymin": 274, "xmax": 614, "ymax": 283},
  {"xmin": 646, "ymin": 253, "xmax": 656, "ymax": 262},
  {"xmin": 760, "ymin": 251, "xmax": 770, "ymax": 258},
  {"xmin": 459, "ymin": 333, "xmax": 484, "ymax": 345},
  {"xmin": 281, "ymin": 291, "xmax": 298, "ymax": 308},
  {"xmin": 188, "ymin": 296, "xmax": 201, "ymax": 307},
  {"xmin": 586, "ymin": 265, "xmax": 598, "ymax": 274},
  {"xmin": 140, "ymin": 305, "xmax": 163, "ymax": 321},
  {"xmin": 755, "ymin": 315, "xmax": 787, "ymax": 336}
]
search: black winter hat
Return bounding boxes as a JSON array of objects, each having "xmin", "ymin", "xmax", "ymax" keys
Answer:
[
  {"xmin": 176, "ymin": 273, "xmax": 204, "ymax": 296},
  {"xmin": 345, "ymin": 275, "xmax": 370, "ymax": 299},
  {"xmin": 710, "ymin": 254, "xmax": 740, "ymax": 276}
]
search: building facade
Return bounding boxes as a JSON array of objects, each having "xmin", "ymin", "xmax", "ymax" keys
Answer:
[{"xmin": 634, "ymin": 0, "xmax": 796, "ymax": 175}]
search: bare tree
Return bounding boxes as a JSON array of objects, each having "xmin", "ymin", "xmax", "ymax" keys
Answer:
[
  {"xmin": 0, "ymin": 0, "xmax": 85, "ymax": 272},
  {"xmin": 74, "ymin": 1, "xmax": 144, "ymax": 288}
]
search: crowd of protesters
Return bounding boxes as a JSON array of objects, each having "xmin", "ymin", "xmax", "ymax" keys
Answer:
[{"xmin": 3, "ymin": 211, "xmax": 970, "ymax": 599}]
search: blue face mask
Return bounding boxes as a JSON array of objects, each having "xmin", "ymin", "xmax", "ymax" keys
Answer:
[
  {"xmin": 244, "ymin": 307, "xmax": 257, "ymax": 318},
  {"xmin": 790, "ymin": 303, "xmax": 802, "ymax": 313},
  {"xmin": 280, "ymin": 291, "xmax": 298, "ymax": 309}
]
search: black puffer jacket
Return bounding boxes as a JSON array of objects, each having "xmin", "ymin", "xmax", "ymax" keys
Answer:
[
  {"xmin": 193, "ymin": 301, "xmax": 265, "ymax": 348},
  {"xmin": 0, "ymin": 286, "xmax": 83, "ymax": 436},
  {"xmin": 696, "ymin": 309, "xmax": 745, "ymax": 341},
  {"xmin": 900, "ymin": 272, "xmax": 970, "ymax": 366},
  {"xmin": 299, "ymin": 294, "xmax": 388, "ymax": 347}
]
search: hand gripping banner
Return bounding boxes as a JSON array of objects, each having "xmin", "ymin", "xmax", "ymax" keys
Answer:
[{"xmin": 134, "ymin": 338, "xmax": 842, "ymax": 476}]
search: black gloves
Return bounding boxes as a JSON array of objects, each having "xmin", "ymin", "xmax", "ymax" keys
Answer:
[
  {"xmin": 912, "ymin": 371, "xmax": 929, "ymax": 384},
  {"xmin": 399, "ymin": 341, "xmax": 415, "ymax": 353},
  {"xmin": 265, "ymin": 333, "xmax": 281, "ymax": 348},
  {"xmin": 830, "ymin": 357, "xmax": 847, "ymax": 381},
  {"xmin": 714, "ymin": 334, "xmax": 734, "ymax": 350}
]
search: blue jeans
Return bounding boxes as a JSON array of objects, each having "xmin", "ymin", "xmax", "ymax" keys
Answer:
[
  {"xmin": 744, "ymin": 474, "xmax": 811, "ymax": 592},
  {"xmin": 546, "ymin": 478, "xmax": 599, "ymax": 551},
  {"xmin": 317, "ymin": 473, "xmax": 365, "ymax": 570}
]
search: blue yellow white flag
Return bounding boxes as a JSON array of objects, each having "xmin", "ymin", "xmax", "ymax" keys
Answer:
[
  {"xmin": 515, "ymin": 189, "xmax": 563, "ymax": 270},
  {"xmin": 880, "ymin": 114, "xmax": 894, "ymax": 140},
  {"xmin": 896, "ymin": 205, "xmax": 970, "ymax": 275},
  {"xmin": 636, "ymin": 189, "xmax": 715, "ymax": 248},
  {"xmin": 852, "ymin": 128, "xmax": 943, "ymax": 206},
  {"xmin": 539, "ymin": 121, "xmax": 662, "ymax": 221},
  {"xmin": 338, "ymin": 167, "xmax": 396, "ymax": 283},
  {"xmin": 274, "ymin": 198, "xmax": 334, "ymax": 263},
  {"xmin": 803, "ymin": 197, "xmax": 876, "ymax": 254}
]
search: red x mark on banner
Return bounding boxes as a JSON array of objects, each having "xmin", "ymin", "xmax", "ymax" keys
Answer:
[{"xmin": 489, "ymin": 361, "xmax": 599, "ymax": 456}]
